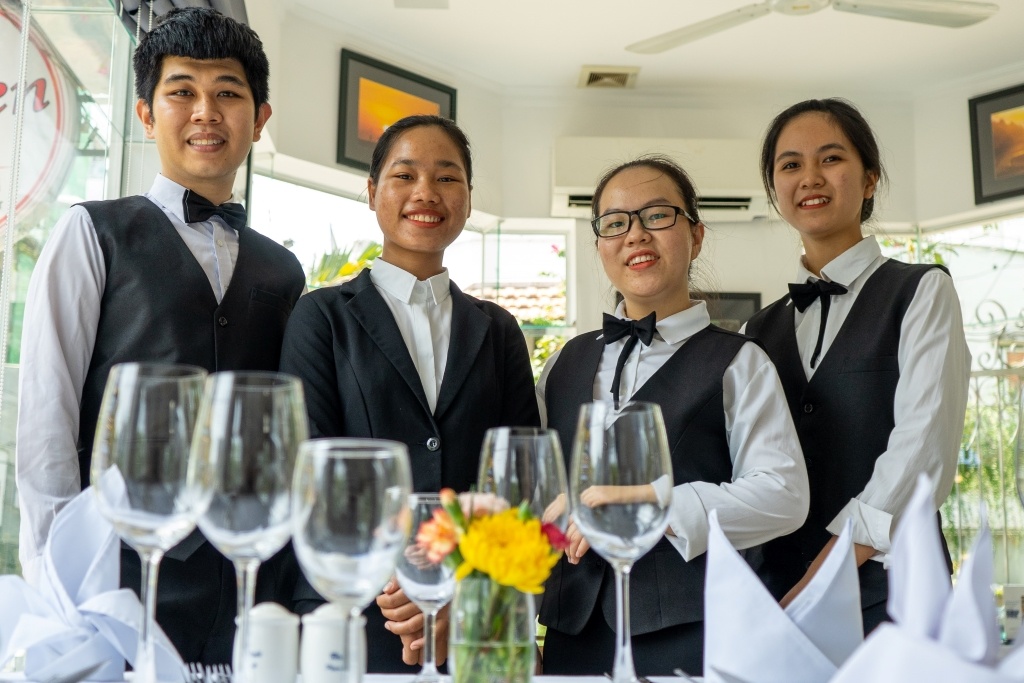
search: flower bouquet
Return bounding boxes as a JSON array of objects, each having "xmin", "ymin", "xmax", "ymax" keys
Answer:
[{"xmin": 415, "ymin": 489, "xmax": 568, "ymax": 683}]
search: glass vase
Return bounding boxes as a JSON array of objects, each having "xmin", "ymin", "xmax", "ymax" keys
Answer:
[{"xmin": 449, "ymin": 576, "xmax": 536, "ymax": 683}]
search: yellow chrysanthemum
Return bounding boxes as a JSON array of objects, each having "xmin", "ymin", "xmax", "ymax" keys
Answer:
[{"xmin": 454, "ymin": 509, "xmax": 561, "ymax": 593}]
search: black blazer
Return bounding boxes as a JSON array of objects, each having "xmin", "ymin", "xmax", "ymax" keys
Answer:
[{"xmin": 279, "ymin": 269, "xmax": 540, "ymax": 672}]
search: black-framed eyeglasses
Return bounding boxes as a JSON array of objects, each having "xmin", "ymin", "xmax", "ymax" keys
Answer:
[{"xmin": 591, "ymin": 205, "xmax": 695, "ymax": 238}]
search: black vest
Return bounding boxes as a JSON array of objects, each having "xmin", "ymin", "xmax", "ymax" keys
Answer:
[
  {"xmin": 539, "ymin": 325, "xmax": 747, "ymax": 635},
  {"xmin": 745, "ymin": 259, "xmax": 948, "ymax": 607},
  {"xmin": 76, "ymin": 196, "xmax": 305, "ymax": 490}
]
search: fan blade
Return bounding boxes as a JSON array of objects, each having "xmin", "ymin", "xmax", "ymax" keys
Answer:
[
  {"xmin": 625, "ymin": 2, "xmax": 772, "ymax": 54},
  {"xmin": 833, "ymin": 0, "xmax": 998, "ymax": 28}
]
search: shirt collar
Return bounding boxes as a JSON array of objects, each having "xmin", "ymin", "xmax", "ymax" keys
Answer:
[
  {"xmin": 613, "ymin": 300, "xmax": 711, "ymax": 345},
  {"xmin": 147, "ymin": 174, "xmax": 189, "ymax": 225},
  {"xmin": 370, "ymin": 258, "xmax": 451, "ymax": 306},
  {"xmin": 795, "ymin": 235, "xmax": 881, "ymax": 287}
]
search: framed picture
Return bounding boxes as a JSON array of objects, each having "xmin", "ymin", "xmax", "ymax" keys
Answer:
[
  {"xmin": 697, "ymin": 292, "xmax": 761, "ymax": 332},
  {"xmin": 969, "ymin": 83, "xmax": 1024, "ymax": 205},
  {"xmin": 337, "ymin": 49, "xmax": 457, "ymax": 171}
]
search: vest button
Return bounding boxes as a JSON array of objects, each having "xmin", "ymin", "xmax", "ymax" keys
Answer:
[
  {"xmin": 218, "ymin": 316, "xmax": 228, "ymax": 327},
  {"xmin": 426, "ymin": 437, "xmax": 440, "ymax": 452},
  {"xmin": 803, "ymin": 403, "xmax": 814, "ymax": 414}
]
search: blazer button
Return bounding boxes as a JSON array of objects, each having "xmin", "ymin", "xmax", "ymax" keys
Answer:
[
  {"xmin": 218, "ymin": 316, "xmax": 228, "ymax": 327},
  {"xmin": 426, "ymin": 437, "xmax": 441, "ymax": 452},
  {"xmin": 803, "ymin": 403, "xmax": 814, "ymax": 414}
]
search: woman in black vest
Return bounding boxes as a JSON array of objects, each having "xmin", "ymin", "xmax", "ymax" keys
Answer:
[
  {"xmin": 537, "ymin": 156, "xmax": 809, "ymax": 676},
  {"xmin": 280, "ymin": 115, "xmax": 540, "ymax": 671},
  {"xmin": 744, "ymin": 98, "xmax": 970, "ymax": 633}
]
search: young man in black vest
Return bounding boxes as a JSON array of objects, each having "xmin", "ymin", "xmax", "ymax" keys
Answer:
[{"xmin": 16, "ymin": 7, "xmax": 305, "ymax": 664}]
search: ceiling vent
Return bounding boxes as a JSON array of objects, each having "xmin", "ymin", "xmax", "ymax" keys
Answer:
[{"xmin": 578, "ymin": 65, "xmax": 640, "ymax": 89}]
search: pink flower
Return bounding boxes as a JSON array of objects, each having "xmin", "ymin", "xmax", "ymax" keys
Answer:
[
  {"xmin": 541, "ymin": 522, "xmax": 570, "ymax": 551},
  {"xmin": 458, "ymin": 492, "xmax": 511, "ymax": 517}
]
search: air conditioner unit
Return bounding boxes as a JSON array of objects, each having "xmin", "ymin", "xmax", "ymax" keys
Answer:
[{"xmin": 552, "ymin": 137, "xmax": 771, "ymax": 223}]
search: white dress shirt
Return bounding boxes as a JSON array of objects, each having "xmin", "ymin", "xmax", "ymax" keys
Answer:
[
  {"xmin": 369, "ymin": 259, "xmax": 452, "ymax": 413},
  {"xmin": 744, "ymin": 235, "xmax": 971, "ymax": 561},
  {"xmin": 16, "ymin": 175, "xmax": 241, "ymax": 584},
  {"xmin": 537, "ymin": 300, "xmax": 810, "ymax": 562}
]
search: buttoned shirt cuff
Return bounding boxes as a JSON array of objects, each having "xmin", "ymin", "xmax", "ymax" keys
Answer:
[
  {"xmin": 661, "ymin": 483, "xmax": 710, "ymax": 562},
  {"xmin": 827, "ymin": 498, "xmax": 893, "ymax": 562}
]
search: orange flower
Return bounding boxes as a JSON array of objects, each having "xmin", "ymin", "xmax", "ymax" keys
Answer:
[{"xmin": 416, "ymin": 508, "xmax": 458, "ymax": 563}]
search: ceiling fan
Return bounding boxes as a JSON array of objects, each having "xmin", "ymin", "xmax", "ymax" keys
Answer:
[{"xmin": 625, "ymin": 0, "xmax": 999, "ymax": 54}]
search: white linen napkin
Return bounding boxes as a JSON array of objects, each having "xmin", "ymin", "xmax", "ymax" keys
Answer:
[
  {"xmin": 0, "ymin": 486, "xmax": 185, "ymax": 681},
  {"xmin": 703, "ymin": 509, "xmax": 862, "ymax": 683},
  {"xmin": 829, "ymin": 474, "xmax": 1009, "ymax": 683}
]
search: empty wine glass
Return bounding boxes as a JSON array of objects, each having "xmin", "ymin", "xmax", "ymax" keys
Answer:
[
  {"xmin": 292, "ymin": 438, "xmax": 413, "ymax": 676},
  {"xmin": 569, "ymin": 401, "xmax": 673, "ymax": 683},
  {"xmin": 394, "ymin": 493, "xmax": 456, "ymax": 683},
  {"xmin": 190, "ymin": 371, "xmax": 308, "ymax": 683},
  {"xmin": 477, "ymin": 427, "xmax": 569, "ymax": 530},
  {"xmin": 90, "ymin": 362, "xmax": 209, "ymax": 683}
]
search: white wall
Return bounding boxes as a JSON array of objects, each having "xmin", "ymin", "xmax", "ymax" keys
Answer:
[{"xmin": 248, "ymin": 6, "xmax": 1024, "ymax": 328}]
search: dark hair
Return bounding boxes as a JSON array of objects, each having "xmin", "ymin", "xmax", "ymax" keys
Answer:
[
  {"xmin": 133, "ymin": 7, "xmax": 270, "ymax": 115},
  {"xmin": 368, "ymin": 115, "xmax": 473, "ymax": 186},
  {"xmin": 592, "ymin": 155, "xmax": 701, "ymax": 226},
  {"xmin": 760, "ymin": 98, "xmax": 886, "ymax": 222}
]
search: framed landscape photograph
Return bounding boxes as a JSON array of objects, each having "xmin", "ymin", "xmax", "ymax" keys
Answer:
[
  {"xmin": 698, "ymin": 292, "xmax": 761, "ymax": 332},
  {"xmin": 337, "ymin": 49, "xmax": 457, "ymax": 171},
  {"xmin": 969, "ymin": 83, "xmax": 1024, "ymax": 205}
]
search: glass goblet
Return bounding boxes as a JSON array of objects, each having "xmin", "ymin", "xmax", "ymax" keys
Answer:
[
  {"xmin": 394, "ymin": 493, "xmax": 456, "ymax": 682},
  {"xmin": 190, "ymin": 371, "xmax": 308, "ymax": 683},
  {"xmin": 292, "ymin": 439, "xmax": 413, "ymax": 674},
  {"xmin": 477, "ymin": 426, "xmax": 569, "ymax": 530},
  {"xmin": 569, "ymin": 401, "xmax": 672, "ymax": 683},
  {"xmin": 90, "ymin": 362, "xmax": 208, "ymax": 683}
]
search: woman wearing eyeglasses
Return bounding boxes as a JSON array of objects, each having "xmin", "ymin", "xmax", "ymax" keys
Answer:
[{"xmin": 536, "ymin": 156, "xmax": 809, "ymax": 677}]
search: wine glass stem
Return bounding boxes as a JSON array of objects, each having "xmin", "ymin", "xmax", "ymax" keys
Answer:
[
  {"xmin": 136, "ymin": 548, "xmax": 164, "ymax": 683},
  {"xmin": 419, "ymin": 608, "xmax": 440, "ymax": 678},
  {"xmin": 612, "ymin": 563, "xmax": 637, "ymax": 683},
  {"xmin": 233, "ymin": 558, "xmax": 261, "ymax": 683}
]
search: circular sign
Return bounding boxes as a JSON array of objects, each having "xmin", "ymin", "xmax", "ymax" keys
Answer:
[{"xmin": 0, "ymin": 7, "xmax": 76, "ymax": 231}]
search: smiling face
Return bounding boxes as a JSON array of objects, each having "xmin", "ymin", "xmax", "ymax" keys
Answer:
[
  {"xmin": 367, "ymin": 125, "xmax": 472, "ymax": 280},
  {"xmin": 136, "ymin": 56, "xmax": 270, "ymax": 203},
  {"xmin": 771, "ymin": 111, "xmax": 878, "ymax": 260},
  {"xmin": 596, "ymin": 165, "xmax": 704, "ymax": 320}
]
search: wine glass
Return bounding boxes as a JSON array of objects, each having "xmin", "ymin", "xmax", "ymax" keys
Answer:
[
  {"xmin": 90, "ymin": 362, "xmax": 209, "ymax": 683},
  {"xmin": 394, "ymin": 493, "xmax": 456, "ymax": 683},
  {"xmin": 569, "ymin": 401, "xmax": 673, "ymax": 683},
  {"xmin": 291, "ymin": 438, "xmax": 413, "ymax": 674},
  {"xmin": 477, "ymin": 426, "xmax": 569, "ymax": 530},
  {"xmin": 190, "ymin": 371, "xmax": 308, "ymax": 683}
]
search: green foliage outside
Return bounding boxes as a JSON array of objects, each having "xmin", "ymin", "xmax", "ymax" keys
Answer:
[{"xmin": 306, "ymin": 241, "xmax": 382, "ymax": 289}]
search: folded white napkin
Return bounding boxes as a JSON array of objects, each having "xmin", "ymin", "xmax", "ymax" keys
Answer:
[
  {"xmin": 703, "ymin": 509, "xmax": 862, "ymax": 683},
  {"xmin": 0, "ymin": 486, "xmax": 185, "ymax": 681},
  {"xmin": 830, "ymin": 474, "xmax": 1011, "ymax": 683}
]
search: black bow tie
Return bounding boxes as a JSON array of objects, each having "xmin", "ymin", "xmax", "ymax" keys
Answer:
[
  {"xmin": 788, "ymin": 278, "xmax": 849, "ymax": 369},
  {"xmin": 602, "ymin": 312, "xmax": 657, "ymax": 408},
  {"xmin": 182, "ymin": 189, "xmax": 247, "ymax": 232}
]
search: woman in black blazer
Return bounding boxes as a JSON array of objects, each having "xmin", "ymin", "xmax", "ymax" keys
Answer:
[
  {"xmin": 279, "ymin": 115, "xmax": 540, "ymax": 672},
  {"xmin": 538, "ymin": 155, "xmax": 808, "ymax": 676}
]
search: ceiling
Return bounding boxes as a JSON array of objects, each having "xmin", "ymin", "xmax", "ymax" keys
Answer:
[{"xmin": 285, "ymin": 0, "xmax": 1024, "ymax": 100}]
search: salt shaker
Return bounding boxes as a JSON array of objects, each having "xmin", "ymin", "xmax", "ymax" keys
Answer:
[
  {"xmin": 300, "ymin": 603, "xmax": 367, "ymax": 683},
  {"xmin": 235, "ymin": 601, "xmax": 299, "ymax": 683}
]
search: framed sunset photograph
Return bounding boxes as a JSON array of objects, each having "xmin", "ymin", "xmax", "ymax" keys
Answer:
[
  {"xmin": 969, "ymin": 83, "xmax": 1024, "ymax": 205},
  {"xmin": 337, "ymin": 49, "xmax": 457, "ymax": 171}
]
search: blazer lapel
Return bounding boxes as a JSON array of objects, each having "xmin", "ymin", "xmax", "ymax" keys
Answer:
[
  {"xmin": 346, "ymin": 270, "xmax": 433, "ymax": 416},
  {"xmin": 434, "ymin": 283, "xmax": 490, "ymax": 419}
]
